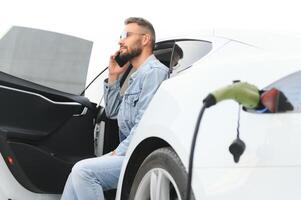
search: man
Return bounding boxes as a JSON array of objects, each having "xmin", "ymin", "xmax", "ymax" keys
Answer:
[{"xmin": 61, "ymin": 17, "xmax": 168, "ymax": 200}]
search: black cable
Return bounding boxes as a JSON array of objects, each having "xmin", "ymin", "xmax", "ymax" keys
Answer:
[
  {"xmin": 168, "ymin": 42, "xmax": 176, "ymax": 78},
  {"xmin": 236, "ymin": 105, "xmax": 241, "ymax": 138},
  {"xmin": 80, "ymin": 66, "xmax": 108, "ymax": 96},
  {"xmin": 186, "ymin": 101, "xmax": 207, "ymax": 200}
]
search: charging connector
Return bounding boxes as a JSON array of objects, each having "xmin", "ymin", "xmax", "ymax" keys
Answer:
[{"xmin": 186, "ymin": 81, "xmax": 261, "ymax": 200}]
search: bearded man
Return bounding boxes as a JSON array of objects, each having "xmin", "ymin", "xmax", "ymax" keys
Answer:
[{"xmin": 61, "ymin": 17, "xmax": 168, "ymax": 200}]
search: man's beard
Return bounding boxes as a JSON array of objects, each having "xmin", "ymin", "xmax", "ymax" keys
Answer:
[{"xmin": 119, "ymin": 46, "xmax": 142, "ymax": 62}]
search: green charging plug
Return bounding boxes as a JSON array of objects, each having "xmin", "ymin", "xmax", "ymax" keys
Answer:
[
  {"xmin": 204, "ymin": 82, "xmax": 260, "ymax": 109},
  {"xmin": 187, "ymin": 81, "xmax": 262, "ymax": 200}
]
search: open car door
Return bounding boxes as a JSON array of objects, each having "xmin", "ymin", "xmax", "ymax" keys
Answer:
[{"xmin": 0, "ymin": 26, "xmax": 96, "ymax": 194}]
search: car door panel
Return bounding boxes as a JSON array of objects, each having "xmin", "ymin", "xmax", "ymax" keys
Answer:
[
  {"xmin": 0, "ymin": 110, "xmax": 95, "ymax": 194},
  {"xmin": 0, "ymin": 74, "xmax": 96, "ymax": 193},
  {"xmin": 0, "ymin": 26, "xmax": 97, "ymax": 194},
  {"xmin": 0, "ymin": 84, "xmax": 84, "ymax": 140}
]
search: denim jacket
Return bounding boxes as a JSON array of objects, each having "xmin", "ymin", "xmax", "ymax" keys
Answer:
[{"xmin": 103, "ymin": 55, "xmax": 168, "ymax": 156}]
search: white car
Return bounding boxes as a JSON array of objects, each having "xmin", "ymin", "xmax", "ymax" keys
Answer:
[{"xmin": 0, "ymin": 26, "xmax": 301, "ymax": 200}]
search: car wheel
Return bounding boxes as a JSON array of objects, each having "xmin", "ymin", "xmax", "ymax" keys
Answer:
[{"xmin": 129, "ymin": 147, "xmax": 195, "ymax": 200}]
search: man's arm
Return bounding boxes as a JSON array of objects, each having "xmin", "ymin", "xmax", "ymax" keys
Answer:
[
  {"xmin": 115, "ymin": 67, "xmax": 168, "ymax": 155},
  {"xmin": 103, "ymin": 78, "xmax": 122, "ymax": 118},
  {"xmin": 103, "ymin": 53, "xmax": 129, "ymax": 118}
]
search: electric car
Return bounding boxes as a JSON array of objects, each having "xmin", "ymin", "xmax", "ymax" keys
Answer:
[{"xmin": 1, "ymin": 26, "xmax": 301, "ymax": 200}]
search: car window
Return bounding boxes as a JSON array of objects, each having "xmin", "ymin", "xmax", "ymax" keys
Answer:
[
  {"xmin": 112, "ymin": 39, "xmax": 213, "ymax": 99},
  {"xmin": 0, "ymin": 26, "xmax": 93, "ymax": 95},
  {"xmin": 262, "ymin": 70, "xmax": 301, "ymax": 113},
  {"xmin": 154, "ymin": 39, "xmax": 212, "ymax": 75}
]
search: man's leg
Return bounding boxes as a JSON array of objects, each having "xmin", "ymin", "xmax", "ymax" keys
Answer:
[
  {"xmin": 60, "ymin": 173, "xmax": 78, "ymax": 200},
  {"xmin": 61, "ymin": 154, "xmax": 124, "ymax": 200}
]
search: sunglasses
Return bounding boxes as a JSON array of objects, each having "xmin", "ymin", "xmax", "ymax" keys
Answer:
[{"xmin": 120, "ymin": 31, "xmax": 146, "ymax": 40}]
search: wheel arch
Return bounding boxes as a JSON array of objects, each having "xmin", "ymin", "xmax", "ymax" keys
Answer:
[{"xmin": 120, "ymin": 137, "xmax": 171, "ymax": 200}]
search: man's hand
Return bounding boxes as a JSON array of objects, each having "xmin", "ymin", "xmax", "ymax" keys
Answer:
[
  {"xmin": 108, "ymin": 52, "xmax": 129, "ymax": 84},
  {"xmin": 111, "ymin": 150, "xmax": 117, "ymax": 156}
]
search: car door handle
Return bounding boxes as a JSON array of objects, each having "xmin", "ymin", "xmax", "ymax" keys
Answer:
[{"xmin": 73, "ymin": 107, "xmax": 88, "ymax": 116}]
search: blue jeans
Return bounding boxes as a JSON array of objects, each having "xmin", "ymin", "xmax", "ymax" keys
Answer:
[{"xmin": 61, "ymin": 154, "xmax": 124, "ymax": 200}]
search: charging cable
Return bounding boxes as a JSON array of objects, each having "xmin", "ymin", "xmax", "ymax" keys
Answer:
[{"xmin": 185, "ymin": 82, "xmax": 261, "ymax": 200}]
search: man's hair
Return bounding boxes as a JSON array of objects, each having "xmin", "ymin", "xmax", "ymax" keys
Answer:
[{"xmin": 125, "ymin": 17, "xmax": 156, "ymax": 50}]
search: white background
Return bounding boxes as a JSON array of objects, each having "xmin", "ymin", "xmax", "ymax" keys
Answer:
[{"xmin": 0, "ymin": 0, "xmax": 300, "ymax": 102}]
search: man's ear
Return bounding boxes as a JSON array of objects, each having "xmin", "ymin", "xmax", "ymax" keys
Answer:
[{"xmin": 142, "ymin": 34, "xmax": 151, "ymax": 46}]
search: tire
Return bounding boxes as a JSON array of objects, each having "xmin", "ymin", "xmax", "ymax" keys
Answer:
[{"xmin": 129, "ymin": 147, "xmax": 195, "ymax": 200}]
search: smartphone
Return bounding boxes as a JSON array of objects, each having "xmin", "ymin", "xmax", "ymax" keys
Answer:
[{"xmin": 114, "ymin": 53, "xmax": 129, "ymax": 67}]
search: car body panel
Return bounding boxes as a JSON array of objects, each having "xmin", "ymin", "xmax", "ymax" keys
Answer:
[{"xmin": 115, "ymin": 36, "xmax": 301, "ymax": 199}]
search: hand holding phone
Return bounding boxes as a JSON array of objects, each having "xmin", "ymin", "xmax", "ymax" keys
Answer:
[
  {"xmin": 108, "ymin": 52, "xmax": 129, "ymax": 84},
  {"xmin": 114, "ymin": 52, "xmax": 129, "ymax": 67}
]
